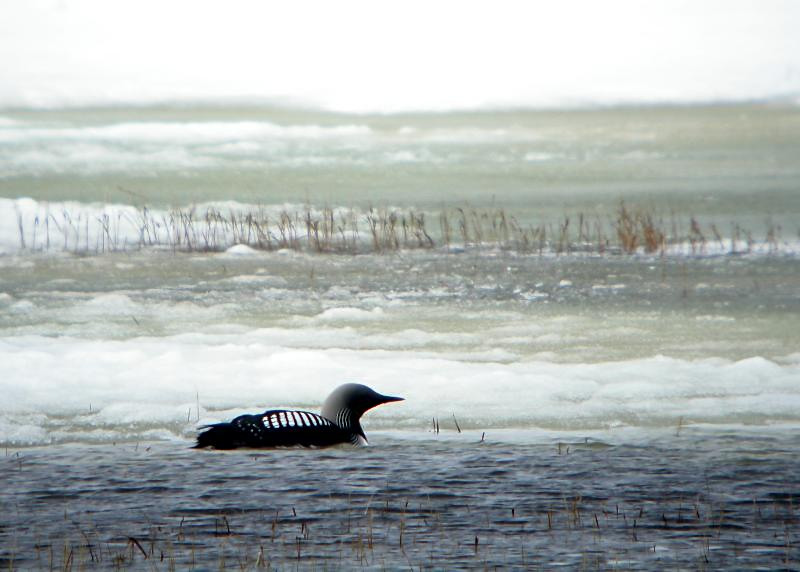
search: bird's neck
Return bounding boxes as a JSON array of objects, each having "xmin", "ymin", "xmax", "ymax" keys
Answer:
[
  {"xmin": 330, "ymin": 408, "xmax": 366, "ymax": 444},
  {"xmin": 332, "ymin": 408, "xmax": 356, "ymax": 430}
]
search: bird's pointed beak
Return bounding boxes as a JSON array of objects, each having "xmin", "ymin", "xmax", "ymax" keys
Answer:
[{"xmin": 365, "ymin": 393, "xmax": 403, "ymax": 414}]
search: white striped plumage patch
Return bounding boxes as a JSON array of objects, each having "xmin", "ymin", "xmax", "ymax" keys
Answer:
[{"xmin": 261, "ymin": 410, "xmax": 333, "ymax": 429}]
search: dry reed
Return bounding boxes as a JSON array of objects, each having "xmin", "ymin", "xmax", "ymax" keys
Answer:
[{"xmin": 9, "ymin": 202, "xmax": 791, "ymax": 258}]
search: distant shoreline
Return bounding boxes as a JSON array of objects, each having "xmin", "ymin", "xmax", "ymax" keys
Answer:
[{"xmin": 2, "ymin": 98, "xmax": 799, "ymax": 116}]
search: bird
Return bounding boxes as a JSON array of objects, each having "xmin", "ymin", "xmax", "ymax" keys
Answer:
[{"xmin": 194, "ymin": 383, "xmax": 403, "ymax": 449}]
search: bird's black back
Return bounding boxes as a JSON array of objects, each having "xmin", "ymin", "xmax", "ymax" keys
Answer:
[{"xmin": 194, "ymin": 409, "xmax": 353, "ymax": 449}]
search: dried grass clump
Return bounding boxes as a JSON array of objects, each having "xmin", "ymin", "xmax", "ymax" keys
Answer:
[
  {"xmin": 615, "ymin": 202, "xmax": 666, "ymax": 255},
  {"xmin": 11, "ymin": 202, "xmax": 788, "ymax": 258}
]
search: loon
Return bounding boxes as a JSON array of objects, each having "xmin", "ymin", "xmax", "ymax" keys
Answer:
[{"xmin": 194, "ymin": 383, "xmax": 403, "ymax": 449}]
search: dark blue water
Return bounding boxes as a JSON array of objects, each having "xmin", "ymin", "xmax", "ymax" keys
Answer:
[{"xmin": 2, "ymin": 430, "xmax": 797, "ymax": 570}]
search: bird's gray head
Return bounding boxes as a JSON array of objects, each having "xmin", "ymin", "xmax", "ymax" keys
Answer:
[{"xmin": 321, "ymin": 383, "xmax": 403, "ymax": 442}]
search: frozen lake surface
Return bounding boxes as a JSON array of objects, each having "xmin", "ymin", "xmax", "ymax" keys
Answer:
[{"xmin": 1, "ymin": 104, "xmax": 799, "ymax": 568}]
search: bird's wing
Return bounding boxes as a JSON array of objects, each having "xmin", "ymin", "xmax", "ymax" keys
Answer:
[{"xmin": 229, "ymin": 409, "xmax": 349, "ymax": 448}]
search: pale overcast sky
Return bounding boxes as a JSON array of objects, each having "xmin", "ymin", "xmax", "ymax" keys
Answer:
[{"xmin": 1, "ymin": 0, "xmax": 798, "ymax": 111}]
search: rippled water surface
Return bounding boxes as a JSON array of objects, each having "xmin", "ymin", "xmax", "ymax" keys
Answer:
[{"xmin": 2, "ymin": 430, "xmax": 798, "ymax": 570}]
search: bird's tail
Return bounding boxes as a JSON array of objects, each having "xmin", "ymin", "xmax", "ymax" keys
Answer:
[{"xmin": 193, "ymin": 423, "xmax": 241, "ymax": 449}]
